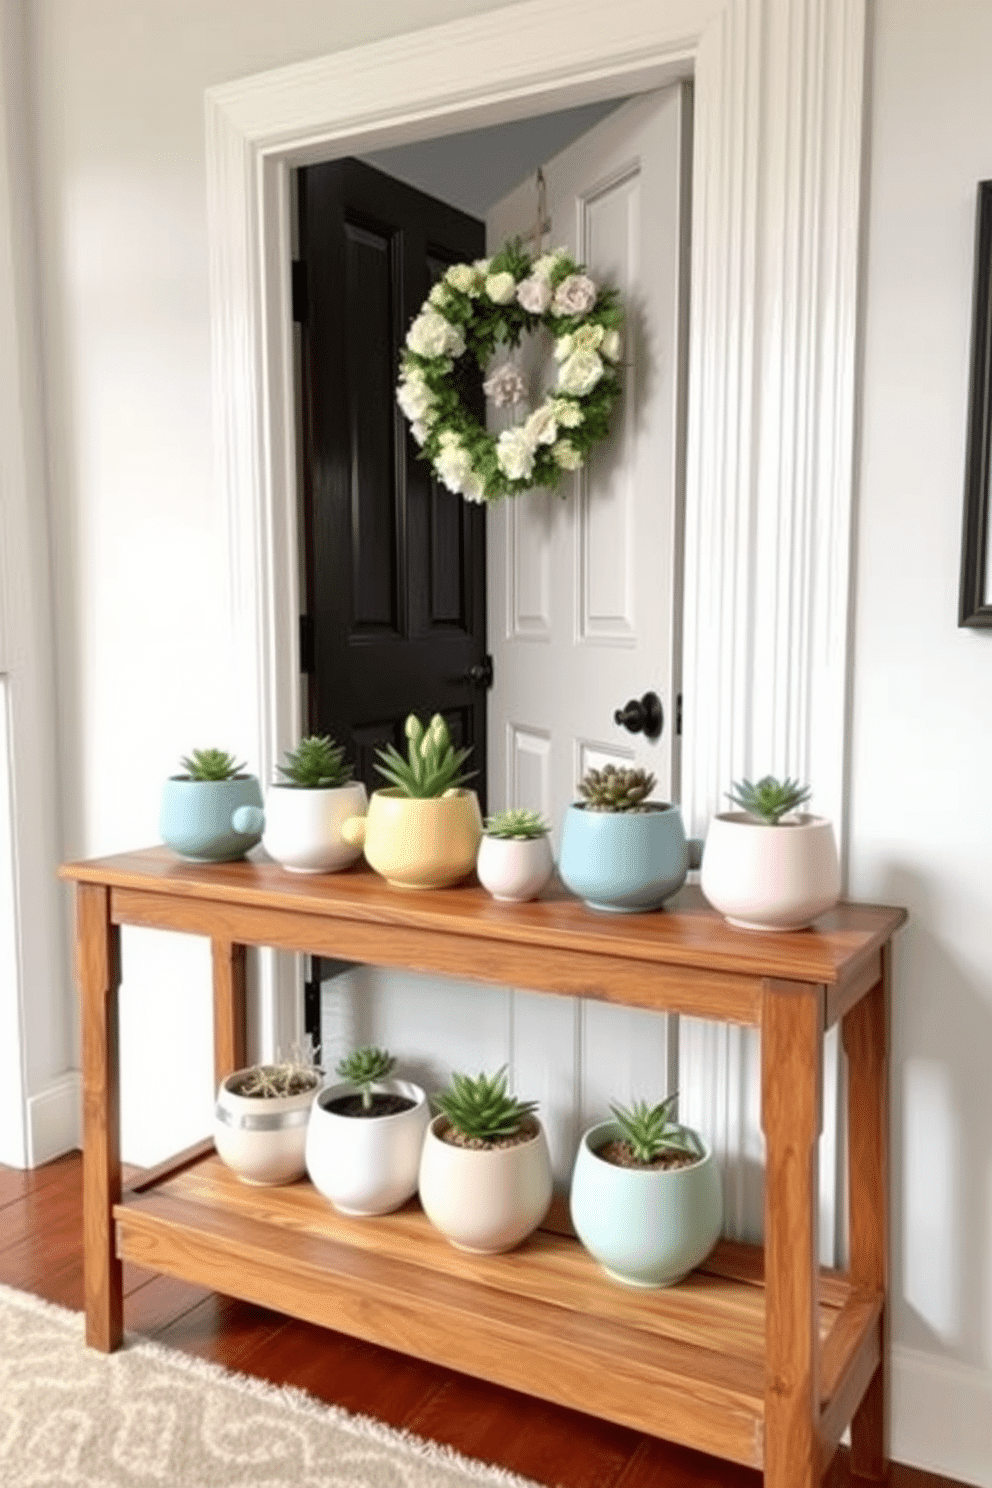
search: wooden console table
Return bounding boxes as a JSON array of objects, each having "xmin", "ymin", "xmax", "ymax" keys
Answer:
[{"xmin": 60, "ymin": 846, "xmax": 905, "ymax": 1487}]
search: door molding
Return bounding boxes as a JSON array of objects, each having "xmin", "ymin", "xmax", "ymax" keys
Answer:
[{"xmin": 205, "ymin": 0, "xmax": 868, "ymax": 1089}]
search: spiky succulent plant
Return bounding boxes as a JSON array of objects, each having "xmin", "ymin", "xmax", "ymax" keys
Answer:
[
  {"xmin": 335, "ymin": 1046, "xmax": 396, "ymax": 1111},
  {"xmin": 433, "ymin": 1066, "xmax": 538, "ymax": 1143},
  {"xmin": 578, "ymin": 764, "xmax": 656, "ymax": 812},
  {"xmin": 178, "ymin": 748, "xmax": 246, "ymax": 782},
  {"xmin": 483, "ymin": 808, "xmax": 550, "ymax": 839},
  {"xmin": 727, "ymin": 775, "xmax": 812, "ymax": 825},
  {"xmin": 277, "ymin": 734, "xmax": 353, "ymax": 789},
  {"xmin": 608, "ymin": 1092, "xmax": 704, "ymax": 1166},
  {"xmin": 374, "ymin": 713, "xmax": 475, "ymax": 799}
]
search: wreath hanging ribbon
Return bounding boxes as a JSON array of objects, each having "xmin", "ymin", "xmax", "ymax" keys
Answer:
[{"xmin": 396, "ymin": 239, "xmax": 624, "ymax": 504}]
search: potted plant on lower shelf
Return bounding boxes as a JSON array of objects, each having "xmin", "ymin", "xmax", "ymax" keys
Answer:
[
  {"xmin": 699, "ymin": 774, "xmax": 841, "ymax": 931},
  {"xmin": 305, "ymin": 1046, "xmax": 430, "ymax": 1215},
  {"xmin": 342, "ymin": 713, "xmax": 482, "ymax": 889},
  {"xmin": 476, "ymin": 809, "xmax": 554, "ymax": 902},
  {"xmin": 570, "ymin": 1092, "xmax": 722, "ymax": 1288},
  {"xmin": 214, "ymin": 1041, "xmax": 322, "ymax": 1186},
  {"xmin": 418, "ymin": 1067, "xmax": 552, "ymax": 1253},
  {"xmin": 557, "ymin": 765, "xmax": 700, "ymax": 913},
  {"xmin": 231, "ymin": 734, "xmax": 368, "ymax": 874},
  {"xmin": 160, "ymin": 748, "xmax": 264, "ymax": 862}
]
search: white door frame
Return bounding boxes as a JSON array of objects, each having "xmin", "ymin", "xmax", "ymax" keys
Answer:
[{"xmin": 205, "ymin": 0, "xmax": 868, "ymax": 1098}]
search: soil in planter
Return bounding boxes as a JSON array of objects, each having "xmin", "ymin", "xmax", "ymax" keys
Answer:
[
  {"xmin": 436, "ymin": 1115, "xmax": 539, "ymax": 1151},
  {"xmin": 595, "ymin": 1140, "xmax": 699, "ymax": 1171},
  {"xmin": 320, "ymin": 1092, "xmax": 416, "ymax": 1118}
]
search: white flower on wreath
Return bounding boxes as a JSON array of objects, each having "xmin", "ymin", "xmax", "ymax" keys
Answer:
[
  {"xmin": 524, "ymin": 403, "xmax": 558, "ymax": 448},
  {"xmin": 406, "ymin": 310, "xmax": 465, "ymax": 360},
  {"xmin": 474, "ymin": 257, "xmax": 492, "ymax": 276},
  {"xmin": 496, "ymin": 426, "xmax": 536, "ymax": 482},
  {"xmin": 483, "ymin": 362, "xmax": 528, "ymax": 408},
  {"xmin": 532, "ymin": 248, "xmax": 568, "ymax": 279},
  {"xmin": 410, "ymin": 420, "xmax": 429, "ymax": 446},
  {"xmin": 517, "ymin": 274, "xmax": 552, "ymax": 314},
  {"xmin": 552, "ymin": 439, "xmax": 584, "ymax": 471},
  {"xmin": 558, "ymin": 349, "xmax": 605, "ymax": 397},
  {"xmin": 553, "ymin": 273, "xmax": 598, "ymax": 316},
  {"xmin": 396, "ymin": 374, "xmax": 436, "ymax": 423},
  {"xmin": 428, "ymin": 282, "xmax": 451, "ymax": 310},
  {"xmin": 485, "ymin": 271, "xmax": 517, "ymax": 305},
  {"xmin": 572, "ymin": 323, "xmax": 605, "ymax": 354},
  {"xmin": 551, "ymin": 397, "xmax": 583, "ymax": 429},
  {"xmin": 445, "ymin": 263, "xmax": 480, "ymax": 297},
  {"xmin": 435, "ymin": 440, "xmax": 476, "ymax": 496},
  {"xmin": 601, "ymin": 328, "xmax": 622, "ymax": 362},
  {"xmin": 461, "ymin": 469, "xmax": 487, "ymax": 504},
  {"xmin": 554, "ymin": 333, "xmax": 574, "ymax": 363}
]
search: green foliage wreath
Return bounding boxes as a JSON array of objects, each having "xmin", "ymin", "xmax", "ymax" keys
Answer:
[{"xmin": 396, "ymin": 239, "xmax": 624, "ymax": 504}]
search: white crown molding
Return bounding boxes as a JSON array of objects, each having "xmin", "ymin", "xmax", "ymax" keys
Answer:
[{"xmin": 205, "ymin": 0, "xmax": 867, "ymax": 1234}]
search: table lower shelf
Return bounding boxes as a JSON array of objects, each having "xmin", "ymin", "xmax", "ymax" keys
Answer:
[{"xmin": 114, "ymin": 1152, "xmax": 882, "ymax": 1472}]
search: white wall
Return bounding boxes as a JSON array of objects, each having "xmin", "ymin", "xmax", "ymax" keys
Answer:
[
  {"xmin": 850, "ymin": 1, "xmax": 992, "ymax": 1478},
  {"xmin": 10, "ymin": 0, "xmax": 992, "ymax": 1479}
]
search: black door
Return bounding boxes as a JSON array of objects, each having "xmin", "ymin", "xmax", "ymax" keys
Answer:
[{"xmin": 297, "ymin": 158, "xmax": 489, "ymax": 808}]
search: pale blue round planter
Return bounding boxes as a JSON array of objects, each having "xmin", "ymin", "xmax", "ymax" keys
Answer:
[
  {"xmin": 557, "ymin": 802, "xmax": 700, "ymax": 913},
  {"xmin": 570, "ymin": 1119, "xmax": 723, "ymax": 1288},
  {"xmin": 160, "ymin": 775, "xmax": 264, "ymax": 862}
]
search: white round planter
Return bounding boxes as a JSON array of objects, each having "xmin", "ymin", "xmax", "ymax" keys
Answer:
[
  {"xmin": 476, "ymin": 834, "xmax": 554, "ymax": 902},
  {"xmin": 214, "ymin": 1070, "xmax": 320, "ymax": 1185},
  {"xmin": 305, "ymin": 1079, "xmax": 429, "ymax": 1216},
  {"xmin": 570, "ymin": 1121, "xmax": 723, "ymax": 1288},
  {"xmin": 418, "ymin": 1114, "xmax": 553, "ymax": 1254},
  {"xmin": 235, "ymin": 781, "xmax": 368, "ymax": 874},
  {"xmin": 700, "ymin": 812, "xmax": 841, "ymax": 931}
]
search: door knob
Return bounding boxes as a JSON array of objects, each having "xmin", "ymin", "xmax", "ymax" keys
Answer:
[
  {"xmin": 464, "ymin": 655, "xmax": 494, "ymax": 689},
  {"xmin": 613, "ymin": 691, "xmax": 663, "ymax": 740}
]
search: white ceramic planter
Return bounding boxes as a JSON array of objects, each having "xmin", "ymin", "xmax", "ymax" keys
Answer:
[
  {"xmin": 570, "ymin": 1120, "xmax": 723, "ymax": 1288},
  {"xmin": 214, "ymin": 1070, "xmax": 320, "ymax": 1185},
  {"xmin": 476, "ymin": 833, "xmax": 554, "ymax": 902},
  {"xmin": 700, "ymin": 812, "xmax": 841, "ymax": 931},
  {"xmin": 233, "ymin": 781, "xmax": 367, "ymax": 874},
  {"xmin": 418, "ymin": 1113, "xmax": 553, "ymax": 1253},
  {"xmin": 305, "ymin": 1078, "xmax": 429, "ymax": 1216}
]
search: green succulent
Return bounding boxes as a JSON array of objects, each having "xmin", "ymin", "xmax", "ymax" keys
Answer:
[
  {"xmin": 578, "ymin": 764, "xmax": 656, "ymax": 812},
  {"xmin": 335, "ymin": 1046, "xmax": 396, "ymax": 1112},
  {"xmin": 483, "ymin": 808, "xmax": 550, "ymax": 839},
  {"xmin": 608, "ymin": 1093, "xmax": 704, "ymax": 1166},
  {"xmin": 727, "ymin": 775, "xmax": 812, "ymax": 825},
  {"xmin": 178, "ymin": 748, "xmax": 246, "ymax": 782},
  {"xmin": 433, "ymin": 1066, "xmax": 538, "ymax": 1143},
  {"xmin": 277, "ymin": 734, "xmax": 353, "ymax": 789},
  {"xmin": 374, "ymin": 713, "xmax": 475, "ymax": 799}
]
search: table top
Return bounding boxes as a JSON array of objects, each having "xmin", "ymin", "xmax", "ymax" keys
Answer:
[{"xmin": 61, "ymin": 845, "xmax": 906, "ymax": 991}]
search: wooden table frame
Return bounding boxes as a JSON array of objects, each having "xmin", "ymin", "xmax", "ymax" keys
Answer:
[{"xmin": 61, "ymin": 847, "xmax": 905, "ymax": 1488}]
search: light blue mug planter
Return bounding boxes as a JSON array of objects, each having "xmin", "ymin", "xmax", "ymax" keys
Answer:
[
  {"xmin": 160, "ymin": 775, "xmax": 264, "ymax": 862},
  {"xmin": 570, "ymin": 1119, "xmax": 723, "ymax": 1288},
  {"xmin": 557, "ymin": 802, "xmax": 702, "ymax": 913}
]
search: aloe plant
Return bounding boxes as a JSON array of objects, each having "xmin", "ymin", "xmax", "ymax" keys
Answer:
[
  {"xmin": 608, "ymin": 1093, "xmax": 703, "ymax": 1165},
  {"xmin": 277, "ymin": 734, "xmax": 352, "ymax": 789},
  {"xmin": 727, "ymin": 775, "xmax": 811, "ymax": 825},
  {"xmin": 374, "ymin": 713, "xmax": 475, "ymax": 799},
  {"xmin": 578, "ymin": 764, "xmax": 656, "ymax": 812},
  {"xmin": 335, "ymin": 1046, "xmax": 396, "ymax": 1111},
  {"xmin": 483, "ymin": 808, "xmax": 549, "ymax": 839},
  {"xmin": 433, "ymin": 1067, "xmax": 537, "ymax": 1143},
  {"xmin": 178, "ymin": 748, "xmax": 246, "ymax": 782}
]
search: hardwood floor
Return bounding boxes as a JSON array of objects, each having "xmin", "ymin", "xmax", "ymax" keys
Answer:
[{"xmin": 0, "ymin": 1153, "xmax": 963, "ymax": 1488}]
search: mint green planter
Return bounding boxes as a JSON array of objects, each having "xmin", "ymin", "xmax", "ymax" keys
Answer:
[
  {"xmin": 160, "ymin": 775, "xmax": 264, "ymax": 862},
  {"xmin": 569, "ymin": 1120, "xmax": 723, "ymax": 1288}
]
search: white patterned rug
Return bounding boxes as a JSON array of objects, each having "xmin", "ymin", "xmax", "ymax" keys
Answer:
[{"xmin": 0, "ymin": 1283, "xmax": 546, "ymax": 1487}]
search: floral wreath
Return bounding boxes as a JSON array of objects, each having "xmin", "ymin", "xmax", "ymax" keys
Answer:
[{"xmin": 395, "ymin": 239, "xmax": 623, "ymax": 504}]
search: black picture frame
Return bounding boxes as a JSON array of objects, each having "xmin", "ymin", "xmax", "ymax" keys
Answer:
[{"xmin": 959, "ymin": 180, "xmax": 992, "ymax": 627}]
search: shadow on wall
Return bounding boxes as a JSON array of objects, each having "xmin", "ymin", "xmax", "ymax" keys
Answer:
[{"xmin": 880, "ymin": 864, "xmax": 992, "ymax": 1368}]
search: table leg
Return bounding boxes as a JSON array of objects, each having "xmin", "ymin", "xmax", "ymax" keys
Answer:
[
  {"xmin": 842, "ymin": 947, "xmax": 890, "ymax": 1481},
  {"xmin": 77, "ymin": 882, "xmax": 123, "ymax": 1352},
  {"xmin": 212, "ymin": 938, "xmax": 247, "ymax": 1085},
  {"xmin": 761, "ymin": 978, "xmax": 824, "ymax": 1488}
]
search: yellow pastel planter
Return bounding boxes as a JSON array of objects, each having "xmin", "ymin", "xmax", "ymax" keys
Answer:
[{"xmin": 341, "ymin": 787, "xmax": 482, "ymax": 889}]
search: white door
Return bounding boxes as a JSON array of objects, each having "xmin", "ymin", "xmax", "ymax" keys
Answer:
[{"xmin": 485, "ymin": 85, "xmax": 692, "ymax": 1186}]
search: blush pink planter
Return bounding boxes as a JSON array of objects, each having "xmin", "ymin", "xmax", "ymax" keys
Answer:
[
  {"xmin": 418, "ymin": 1114, "xmax": 553, "ymax": 1254},
  {"xmin": 699, "ymin": 812, "xmax": 841, "ymax": 931},
  {"xmin": 476, "ymin": 834, "xmax": 554, "ymax": 902}
]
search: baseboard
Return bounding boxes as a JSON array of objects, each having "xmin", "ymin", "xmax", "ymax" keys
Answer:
[
  {"xmin": 25, "ymin": 1070, "xmax": 81, "ymax": 1166},
  {"xmin": 892, "ymin": 1343, "xmax": 991, "ymax": 1486}
]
